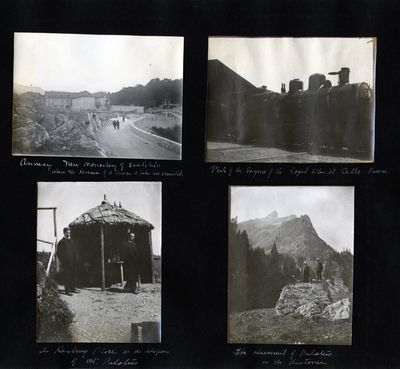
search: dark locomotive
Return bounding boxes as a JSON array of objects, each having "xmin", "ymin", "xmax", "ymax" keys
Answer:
[{"xmin": 207, "ymin": 63, "xmax": 373, "ymax": 158}]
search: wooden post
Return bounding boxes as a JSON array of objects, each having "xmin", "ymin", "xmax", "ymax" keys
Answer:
[
  {"xmin": 100, "ymin": 224, "xmax": 106, "ymax": 291},
  {"xmin": 148, "ymin": 230, "xmax": 154, "ymax": 283}
]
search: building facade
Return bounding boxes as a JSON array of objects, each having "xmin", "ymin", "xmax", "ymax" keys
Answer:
[{"xmin": 45, "ymin": 91, "xmax": 109, "ymax": 111}]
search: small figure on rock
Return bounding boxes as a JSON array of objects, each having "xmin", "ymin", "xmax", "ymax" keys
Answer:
[
  {"xmin": 302, "ymin": 261, "xmax": 310, "ymax": 283},
  {"xmin": 316, "ymin": 258, "xmax": 323, "ymax": 281}
]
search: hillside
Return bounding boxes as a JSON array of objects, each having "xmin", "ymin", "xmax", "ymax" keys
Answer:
[
  {"xmin": 238, "ymin": 211, "xmax": 335, "ymax": 260},
  {"xmin": 229, "ymin": 308, "xmax": 351, "ymax": 345},
  {"xmin": 14, "ymin": 83, "xmax": 45, "ymax": 95}
]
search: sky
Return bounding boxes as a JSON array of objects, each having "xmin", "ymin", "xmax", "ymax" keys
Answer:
[
  {"xmin": 37, "ymin": 182, "xmax": 162, "ymax": 255},
  {"xmin": 208, "ymin": 37, "xmax": 375, "ymax": 92},
  {"xmin": 230, "ymin": 186, "xmax": 354, "ymax": 253},
  {"xmin": 14, "ymin": 33, "xmax": 184, "ymax": 93}
]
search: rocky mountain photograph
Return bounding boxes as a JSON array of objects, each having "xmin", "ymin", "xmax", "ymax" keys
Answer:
[
  {"xmin": 228, "ymin": 186, "xmax": 354, "ymax": 345},
  {"xmin": 12, "ymin": 33, "xmax": 183, "ymax": 159}
]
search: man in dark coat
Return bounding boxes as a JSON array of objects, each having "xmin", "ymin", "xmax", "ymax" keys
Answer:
[
  {"xmin": 56, "ymin": 227, "xmax": 77, "ymax": 296},
  {"xmin": 303, "ymin": 261, "xmax": 310, "ymax": 283},
  {"xmin": 123, "ymin": 232, "xmax": 140, "ymax": 294},
  {"xmin": 316, "ymin": 258, "xmax": 323, "ymax": 281}
]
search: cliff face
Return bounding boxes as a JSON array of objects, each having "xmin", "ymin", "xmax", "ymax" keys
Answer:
[
  {"xmin": 237, "ymin": 211, "xmax": 335, "ymax": 260},
  {"xmin": 13, "ymin": 94, "xmax": 108, "ymax": 157}
]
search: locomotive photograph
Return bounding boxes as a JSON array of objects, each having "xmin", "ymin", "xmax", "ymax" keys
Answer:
[
  {"xmin": 13, "ymin": 33, "xmax": 183, "ymax": 159},
  {"xmin": 206, "ymin": 37, "xmax": 375, "ymax": 162},
  {"xmin": 228, "ymin": 186, "xmax": 354, "ymax": 345},
  {"xmin": 36, "ymin": 182, "xmax": 162, "ymax": 343}
]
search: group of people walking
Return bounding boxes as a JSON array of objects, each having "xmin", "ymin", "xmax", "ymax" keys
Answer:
[
  {"xmin": 302, "ymin": 258, "xmax": 324, "ymax": 283},
  {"xmin": 112, "ymin": 119, "xmax": 120, "ymax": 130},
  {"xmin": 112, "ymin": 115, "xmax": 126, "ymax": 130},
  {"xmin": 56, "ymin": 226, "xmax": 141, "ymax": 295}
]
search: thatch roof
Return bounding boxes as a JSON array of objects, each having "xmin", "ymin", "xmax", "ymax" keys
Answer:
[{"xmin": 69, "ymin": 201, "xmax": 154, "ymax": 229}]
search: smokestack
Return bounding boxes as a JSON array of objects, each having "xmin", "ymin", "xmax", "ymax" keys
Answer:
[{"xmin": 328, "ymin": 67, "xmax": 350, "ymax": 86}]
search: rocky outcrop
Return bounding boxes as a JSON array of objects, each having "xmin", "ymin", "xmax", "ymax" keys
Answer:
[
  {"xmin": 13, "ymin": 120, "xmax": 50, "ymax": 153},
  {"xmin": 295, "ymin": 301, "xmax": 322, "ymax": 318},
  {"xmin": 275, "ymin": 281, "xmax": 351, "ymax": 320},
  {"xmin": 275, "ymin": 283, "xmax": 331, "ymax": 315},
  {"xmin": 47, "ymin": 119, "xmax": 106, "ymax": 156},
  {"xmin": 12, "ymin": 108, "xmax": 107, "ymax": 156},
  {"xmin": 322, "ymin": 298, "xmax": 351, "ymax": 321}
]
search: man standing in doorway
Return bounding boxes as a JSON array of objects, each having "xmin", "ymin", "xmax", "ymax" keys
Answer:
[
  {"xmin": 56, "ymin": 227, "xmax": 77, "ymax": 296},
  {"xmin": 123, "ymin": 232, "xmax": 140, "ymax": 294}
]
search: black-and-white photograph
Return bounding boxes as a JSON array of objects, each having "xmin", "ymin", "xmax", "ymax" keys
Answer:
[
  {"xmin": 36, "ymin": 182, "xmax": 161, "ymax": 343},
  {"xmin": 206, "ymin": 37, "xmax": 375, "ymax": 163},
  {"xmin": 228, "ymin": 186, "xmax": 354, "ymax": 345},
  {"xmin": 13, "ymin": 33, "xmax": 183, "ymax": 159}
]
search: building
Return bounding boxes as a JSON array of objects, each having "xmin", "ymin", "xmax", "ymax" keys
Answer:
[
  {"xmin": 206, "ymin": 59, "xmax": 269, "ymax": 141},
  {"xmin": 45, "ymin": 91, "xmax": 110, "ymax": 111},
  {"xmin": 66, "ymin": 197, "xmax": 155, "ymax": 290}
]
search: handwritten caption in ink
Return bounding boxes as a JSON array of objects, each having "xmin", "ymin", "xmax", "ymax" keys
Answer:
[
  {"xmin": 38, "ymin": 346, "xmax": 170, "ymax": 367},
  {"xmin": 19, "ymin": 158, "xmax": 183, "ymax": 178},
  {"xmin": 210, "ymin": 165, "xmax": 389, "ymax": 179},
  {"xmin": 233, "ymin": 347, "xmax": 333, "ymax": 366}
]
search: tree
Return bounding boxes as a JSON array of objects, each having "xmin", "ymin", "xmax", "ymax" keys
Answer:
[{"xmin": 109, "ymin": 78, "xmax": 183, "ymax": 109}]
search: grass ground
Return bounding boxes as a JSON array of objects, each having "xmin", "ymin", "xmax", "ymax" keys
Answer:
[
  {"xmin": 229, "ymin": 308, "xmax": 352, "ymax": 345},
  {"xmin": 135, "ymin": 114, "xmax": 182, "ymax": 143}
]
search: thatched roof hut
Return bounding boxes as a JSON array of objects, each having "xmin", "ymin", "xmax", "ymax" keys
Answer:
[
  {"xmin": 68, "ymin": 196, "xmax": 155, "ymax": 290},
  {"xmin": 70, "ymin": 200, "xmax": 154, "ymax": 229}
]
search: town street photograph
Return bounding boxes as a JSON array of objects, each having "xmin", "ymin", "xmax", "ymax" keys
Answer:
[
  {"xmin": 36, "ymin": 182, "xmax": 162, "ymax": 343},
  {"xmin": 228, "ymin": 186, "xmax": 354, "ymax": 345},
  {"xmin": 13, "ymin": 33, "xmax": 183, "ymax": 159},
  {"xmin": 206, "ymin": 37, "xmax": 375, "ymax": 163}
]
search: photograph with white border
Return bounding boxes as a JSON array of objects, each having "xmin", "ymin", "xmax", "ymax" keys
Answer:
[
  {"xmin": 228, "ymin": 186, "xmax": 354, "ymax": 345},
  {"xmin": 37, "ymin": 182, "xmax": 162, "ymax": 343},
  {"xmin": 207, "ymin": 37, "xmax": 375, "ymax": 163},
  {"xmin": 13, "ymin": 33, "xmax": 183, "ymax": 159}
]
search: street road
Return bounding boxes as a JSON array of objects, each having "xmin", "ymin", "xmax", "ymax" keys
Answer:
[{"xmin": 98, "ymin": 116, "xmax": 178, "ymax": 160}]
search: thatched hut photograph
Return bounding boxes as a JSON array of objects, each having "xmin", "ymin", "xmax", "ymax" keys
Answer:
[
  {"xmin": 36, "ymin": 182, "xmax": 161, "ymax": 343},
  {"xmin": 69, "ymin": 197, "xmax": 155, "ymax": 289}
]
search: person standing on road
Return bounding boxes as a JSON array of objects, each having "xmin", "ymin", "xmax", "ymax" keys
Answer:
[
  {"xmin": 123, "ymin": 232, "xmax": 140, "ymax": 294},
  {"xmin": 56, "ymin": 227, "xmax": 77, "ymax": 296}
]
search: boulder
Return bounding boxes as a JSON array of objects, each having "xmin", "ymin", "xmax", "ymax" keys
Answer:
[
  {"xmin": 322, "ymin": 298, "xmax": 351, "ymax": 320},
  {"xmin": 47, "ymin": 119, "xmax": 105, "ymax": 156},
  {"xmin": 326, "ymin": 279, "xmax": 349, "ymax": 302},
  {"xmin": 13, "ymin": 121, "xmax": 50, "ymax": 153},
  {"xmin": 15, "ymin": 106, "xmax": 43, "ymax": 122},
  {"xmin": 40, "ymin": 114, "xmax": 57, "ymax": 131},
  {"xmin": 55, "ymin": 113, "xmax": 67, "ymax": 127},
  {"xmin": 275, "ymin": 283, "xmax": 331, "ymax": 315},
  {"xmin": 295, "ymin": 301, "xmax": 322, "ymax": 318},
  {"xmin": 275, "ymin": 280, "xmax": 350, "ymax": 317}
]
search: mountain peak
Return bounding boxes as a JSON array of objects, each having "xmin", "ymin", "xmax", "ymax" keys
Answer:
[
  {"xmin": 265, "ymin": 210, "xmax": 278, "ymax": 220},
  {"xmin": 238, "ymin": 213, "xmax": 334, "ymax": 260}
]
